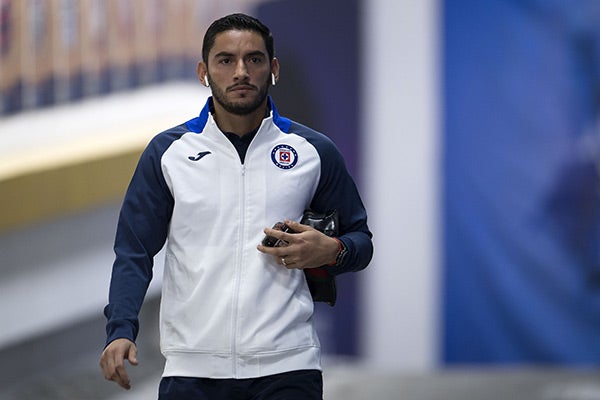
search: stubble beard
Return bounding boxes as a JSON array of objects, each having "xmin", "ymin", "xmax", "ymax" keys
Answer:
[{"xmin": 209, "ymin": 75, "xmax": 270, "ymax": 116}]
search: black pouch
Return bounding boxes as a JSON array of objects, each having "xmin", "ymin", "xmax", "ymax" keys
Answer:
[{"xmin": 300, "ymin": 210, "xmax": 338, "ymax": 306}]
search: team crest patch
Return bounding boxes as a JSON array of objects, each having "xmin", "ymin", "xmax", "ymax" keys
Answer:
[{"xmin": 271, "ymin": 144, "xmax": 298, "ymax": 169}]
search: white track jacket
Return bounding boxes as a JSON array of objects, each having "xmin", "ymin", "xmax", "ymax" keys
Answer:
[{"xmin": 104, "ymin": 97, "xmax": 373, "ymax": 379}]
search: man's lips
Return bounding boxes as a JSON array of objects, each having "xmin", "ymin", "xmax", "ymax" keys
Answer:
[{"xmin": 228, "ymin": 84, "xmax": 256, "ymax": 92}]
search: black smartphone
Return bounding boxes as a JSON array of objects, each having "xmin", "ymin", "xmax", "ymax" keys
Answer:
[{"xmin": 261, "ymin": 222, "xmax": 295, "ymax": 247}]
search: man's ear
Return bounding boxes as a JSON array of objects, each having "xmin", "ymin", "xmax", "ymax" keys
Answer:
[
  {"xmin": 270, "ymin": 58, "xmax": 280, "ymax": 85},
  {"xmin": 197, "ymin": 62, "xmax": 209, "ymax": 87}
]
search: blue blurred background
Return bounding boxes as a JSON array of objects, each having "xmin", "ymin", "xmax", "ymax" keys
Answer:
[
  {"xmin": 443, "ymin": 0, "xmax": 600, "ymax": 364},
  {"xmin": 1, "ymin": 0, "xmax": 599, "ymax": 398}
]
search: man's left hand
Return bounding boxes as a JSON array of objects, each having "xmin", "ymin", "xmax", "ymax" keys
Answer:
[{"xmin": 257, "ymin": 219, "xmax": 338, "ymax": 269}]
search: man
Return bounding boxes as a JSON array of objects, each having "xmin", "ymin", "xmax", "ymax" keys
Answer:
[{"xmin": 100, "ymin": 13, "xmax": 373, "ymax": 399}]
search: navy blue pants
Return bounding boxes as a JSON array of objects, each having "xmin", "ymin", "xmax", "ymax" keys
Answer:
[{"xmin": 158, "ymin": 369, "xmax": 323, "ymax": 400}]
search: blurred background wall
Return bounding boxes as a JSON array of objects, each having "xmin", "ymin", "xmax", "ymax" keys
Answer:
[
  {"xmin": 361, "ymin": 0, "xmax": 440, "ymax": 371},
  {"xmin": 442, "ymin": 0, "xmax": 600, "ymax": 364},
  {"xmin": 1, "ymin": 0, "xmax": 600, "ymax": 397}
]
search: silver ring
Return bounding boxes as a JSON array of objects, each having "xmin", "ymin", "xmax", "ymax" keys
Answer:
[{"xmin": 281, "ymin": 257, "xmax": 287, "ymax": 266}]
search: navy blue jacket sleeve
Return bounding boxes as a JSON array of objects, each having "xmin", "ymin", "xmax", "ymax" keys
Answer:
[
  {"xmin": 294, "ymin": 122, "xmax": 373, "ymax": 275},
  {"xmin": 103, "ymin": 130, "xmax": 178, "ymax": 347}
]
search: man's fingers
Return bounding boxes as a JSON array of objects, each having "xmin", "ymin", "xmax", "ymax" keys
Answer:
[
  {"xmin": 100, "ymin": 359, "xmax": 111, "ymax": 381},
  {"xmin": 100, "ymin": 347, "xmax": 118, "ymax": 381},
  {"xmin": 99, "ymin": 339, "xmax": 137, "ymax": 390},
  {"xmin": 102, "ymin": 350, "xmax": 130, "ymax": 389},
  {"xmin": 284, "ymin": 219, "xmax": 309, "ymax": 232},
  {"xmin": 114, "ymin": 363, "xmax": 132, "ymax": 390}
]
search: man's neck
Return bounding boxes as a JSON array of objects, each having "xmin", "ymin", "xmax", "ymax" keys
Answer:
[{"xmin": 212, "ymin": 102, "xmax": 269, "ymax": 137}]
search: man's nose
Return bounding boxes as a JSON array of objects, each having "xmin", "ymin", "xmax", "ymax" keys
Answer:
[{"xmin": 234, "ymin": 60, "xmax": 249, "ymax": 80}]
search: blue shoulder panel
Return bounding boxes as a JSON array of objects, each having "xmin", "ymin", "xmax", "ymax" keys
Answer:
[
  {"xmin": 270, "ymin": 97, "xmax": 291, "ymax": 133},
  {"xmin": 185, "ymin": 97, "xmax": 211, "ymax": 133}
]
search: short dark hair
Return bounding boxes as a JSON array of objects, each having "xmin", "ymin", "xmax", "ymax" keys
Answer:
[{"xmin": 202, "ymin": 13, "xmax": 275, "ymax": 64}]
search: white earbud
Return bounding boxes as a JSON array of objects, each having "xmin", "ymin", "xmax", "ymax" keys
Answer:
[
  {"xmin": 204, "ymin": 75, "xmax": 209, "ymax": 87},
  {"xmin": 271, "ymin": 73, "xmax": 276, "ymax": 86}
]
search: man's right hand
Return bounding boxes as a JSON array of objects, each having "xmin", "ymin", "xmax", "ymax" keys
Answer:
[{"xmin": 99, "ymin": 338, "xmax": 139, "ymax": 390}]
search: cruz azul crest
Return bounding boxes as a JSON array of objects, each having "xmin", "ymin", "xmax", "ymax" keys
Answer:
[{"xmin": 271, "ymin": 144, "xmax": 298, "ymax": 170}]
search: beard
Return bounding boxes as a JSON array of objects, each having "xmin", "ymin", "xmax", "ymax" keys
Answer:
[{"xmin": 209, "ymin": 74, "xmax": 270, "ymax": 116}]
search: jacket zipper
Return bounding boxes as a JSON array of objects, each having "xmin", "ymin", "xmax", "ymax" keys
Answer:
[
  {"xmin": 227, "ymin": 123, "xmax": 260, "ymax": 377},
  {"xmin": 231, "ymin": 163, "xmax": 246, "ymax": 377}
]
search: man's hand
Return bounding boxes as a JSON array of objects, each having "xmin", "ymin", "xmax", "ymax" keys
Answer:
[
  {"xmin": 100, "ymin": 338, "xmax": 138, "ymax": 390},
  {"xmin": 257, "ymin": 219, "xmax": 339, "ymax": 269}
]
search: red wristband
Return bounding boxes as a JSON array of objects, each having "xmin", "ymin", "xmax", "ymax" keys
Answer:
[{"xmin": 327, "ymin": 238, "xmax": 343, "ymax": 266}]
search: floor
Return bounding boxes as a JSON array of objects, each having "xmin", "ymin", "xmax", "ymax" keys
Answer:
[{"xmin": 1, "ymin": 308, "xmax": 599, "ymax": 400}]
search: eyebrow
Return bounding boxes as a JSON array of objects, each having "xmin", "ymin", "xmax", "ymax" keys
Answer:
[{"xmin": 213, "ymin": 50, "xmax": 267, "ymax": 59}]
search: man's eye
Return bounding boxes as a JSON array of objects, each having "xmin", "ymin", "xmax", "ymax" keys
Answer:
[
  {"xmin": 249, "ymin": 57, "xmax": 263, "ymax": 63},
  {"xmin": 219, "ymin": 58, "xmax": 231, "ymax": 64}
]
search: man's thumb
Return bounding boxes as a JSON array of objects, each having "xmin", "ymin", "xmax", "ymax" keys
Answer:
[{"xmin": 128, "ymin": 345, "xmax": 139, "ymax": 366}]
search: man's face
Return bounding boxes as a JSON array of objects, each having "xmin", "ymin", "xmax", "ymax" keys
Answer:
[{"xmin": 206, "ymin": 30, "xmax": 273, "ymax": 116}]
